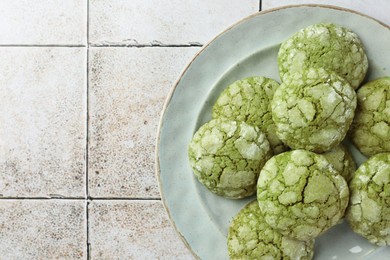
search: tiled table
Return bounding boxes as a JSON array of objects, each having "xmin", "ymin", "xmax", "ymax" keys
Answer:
[{"xmin": 0, "ymin": 1, "xmax": 389, "ymax": 259}]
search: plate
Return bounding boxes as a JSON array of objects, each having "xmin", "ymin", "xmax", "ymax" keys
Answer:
[{"xmin": 156, "ymin": 5, "xmax": 390, "ymax": 260}]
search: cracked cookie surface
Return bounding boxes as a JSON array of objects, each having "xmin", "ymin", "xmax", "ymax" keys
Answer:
[
  {"xmin": 346, "ymin": 153, "xmax": 390, "ymax": 246},
  {"xmin": 188, "ymin": 119, "xmax": 272, "ymax": 199},
  {"xmin": 257, "ymin": 150, "xmax": 349, "ymax": 241},
  {"xmin": 321, "ymin": 144, "xmax": 356, "ymax": 182},
  {"xmin": 278, "ymin": 23, "xmax": 368, "ymax": 89},
  {"xmin": 349, "ymin": 77, "xmax": 390, "ymax": 157},
  {"xmin": 212, "ymin": 76, "xmax": 288, "ymax": 154},
  {"xmin": 228, "ymin": 200, "xmax": 314, "ymax": 260},
  {"xmin": 271, "ymin": 68, "xmax": 357, "ymax": 153}
]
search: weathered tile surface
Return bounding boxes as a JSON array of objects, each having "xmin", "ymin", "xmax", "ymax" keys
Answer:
[
  {"xmin": 88, "ymin": 47, "xmax": 199, "ymax": 198},
  {"xmin": 88, "ymin": 200, "xmax": 194, "ymax": 259},
  {"xmin": 89, "ymin": 0, "xmax": 259, "ymax": 45},
  {"xmin": 0, "ymin": 0, "xmax": 87, "ymax": 45},
  {"xmin": 0, "ymin": 47, "xmax": 86, "ymax": 197},
  {"xmin": 1, "ymin": 1, "xmax": 388, "ymax": 260},
  {"xmin": 0, "ymin": 199, "xmax": 86, "ymax": 259},
  {"xmin": 262, "ymin": 0, "xmax": 390, "ymax": 25}
]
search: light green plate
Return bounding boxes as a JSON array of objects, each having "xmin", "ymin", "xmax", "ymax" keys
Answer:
[{"xmin": 156, "ymin": 5, "xmax": 390, "ymax": 260}]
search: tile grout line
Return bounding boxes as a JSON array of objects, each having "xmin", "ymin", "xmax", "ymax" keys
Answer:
[
  {"xmin": 88, "ymin": 197, "xmax": 161, "ymax": 201},
  {"xmin": 0, "ymin": 44, "xmax": 86, "ymax": 47},
  {"xmin": 0, "ymin": 197, "xmax": 161, "ymax": 201},
  {"xmin": 90, "ymin": 44, "xmax": 203, "ymax": 48},
  {"xmin": 86, "ymin": 0, "xmax": 90, "ymax": 259},
  {"xmin": 86, "ymin": 2, "xmax": 90, "ymax": 201},
  {"xmin": 0, "ymin": 197, "xmax": 85, "ymax": 200},
  {"xmin": 0, "ymin": 44, "xmax": 201, "ymax": 48}
]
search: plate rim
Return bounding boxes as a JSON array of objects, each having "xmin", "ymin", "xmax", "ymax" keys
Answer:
[{"xmin": 155, "ymin": 4, "xmax": 390, "ymax": 259}]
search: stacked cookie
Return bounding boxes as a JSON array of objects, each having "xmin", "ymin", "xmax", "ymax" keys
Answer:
[
  {"xmin": 188, "ymin": 23, "xmax": 390, "ymax": 259},
  {"xmin": 188, "ymin": 76, "xmax": 283, "ymax": 199}
]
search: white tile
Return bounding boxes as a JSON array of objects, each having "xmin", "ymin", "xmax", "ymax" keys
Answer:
[
  {"xmin": 0, "ymin": 200, "xmax": 87, "ymax": 259},
  {"xmin": 88, "ymin": 200, "xmax": 194, "ymax": 259},
  {"xmin": 88, "ymin": 47, "xmax": 199, "ymax": 198},
  {"xmin": 262, "ymin": 0, "xmax": 390, "ymax": 25},
  {"xmin": 0, "ymin": 0, "xmax": 87, "ymax": 45},
  {"xmin": 89, "ymin": 0, "xmax": 259, "ymax": 45},
  {"xmin": 0, "ymin": 47, "xmax": 87, "ymax": 197}
]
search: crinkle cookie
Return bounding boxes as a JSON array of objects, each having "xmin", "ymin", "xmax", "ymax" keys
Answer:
[
  {"xmin": 271, "ymin": 68, "xmax": 357, "ymax": 153},
  {"xmin": 188, "ymin": 119, "xmax": 272, "ymax": 199},
  {"xmin": 321, "ymin": 144, "xmax": 356, "ymax": 182},
  {"xmin": 349, "ymin": 77, "xmax": 390, "ymax": 157},
  {"xmin": 257, "ymin": 150, "xmax": 349, "ymax": 241},
  {"xmin": 278, "ymin": 23, "xmax": 368, "ymax": 89},
  {"xmin": 228, "ymin": 200, "xmax": 314, "ymax": 260},
  {"xmin": 346, "ymin": 153, "xmax": 390, "ymax": 246},
  {"xmin": 212, "ymin": 76, "xmax": 288, "ymax": 154}
]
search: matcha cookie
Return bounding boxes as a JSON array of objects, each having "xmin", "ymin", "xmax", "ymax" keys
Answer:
[
  {"xmin": 278, "ymin": 23, "xmax": 368, "ymax": 89},
  {"xmin": 212, "ymin": 76, "xmax": 288, "ymax": 154},
  {"xmin": 346, "ymin": 153, "xmax": 390, "ymax": 246},
  {"xmin": 322, "ymin": 144, "xmax": 356, "ymax": 182},
  {"xmin": 271, "ymin": 68, "xmax": 357, "ymax": 153},
  {"xmin": 257, "ymin": 150, "xmax": 349, "ymax": 241},
  {"xmin": 228, "ymin": 200, "xmax": 314, "ymax": 260},
  {"xmin": 349, "ymin": 77, "xmax": 390, "ymax": 157},
  {"xmin": 188, "ymin": 119, "xmax": 272, "ymax": 199}
]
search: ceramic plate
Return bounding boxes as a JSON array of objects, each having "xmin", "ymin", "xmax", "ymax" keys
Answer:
[{"xmin": 156, "ymin": 5, "xmax": 390, "ymax": 260}]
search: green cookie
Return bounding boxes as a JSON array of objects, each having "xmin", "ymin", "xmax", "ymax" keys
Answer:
[
  {"xmin": 188, "ymin": 118, "xmax": 272, "ymax": 199},
  {"xmin": 271, "ymin": 67, "xmax": 356, "ymax": 153},
  {"xmin": 278, "ymin": 23, "xmax": 368, "ymax": 89},
  {"xmin": 228, "ymin": 200, "xmax": 314, "ymax": 260},
  {"xmin": 349, "ymin": 77, "xmax": 390, "ymax": 157},
  {"xmin": 212, "ymin": 76, "xmax": 288, "ymax": 154},
  {"xmin": 346, "ymin": 153, "xmax": 390, "ymax": 246},
  {"xmin": 257, "ymin": 150, "xmax": 349, "ymax": 241}
]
